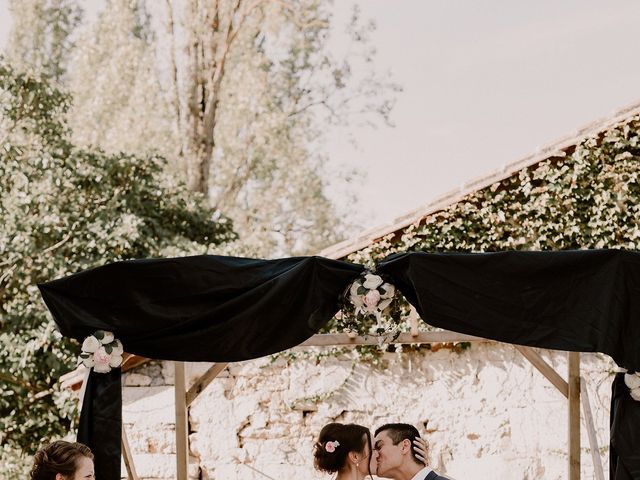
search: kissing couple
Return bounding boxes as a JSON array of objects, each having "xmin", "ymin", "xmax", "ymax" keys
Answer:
[{"xmin": 314, "ymin": 422, "xmax": 452, "ymax": 480}]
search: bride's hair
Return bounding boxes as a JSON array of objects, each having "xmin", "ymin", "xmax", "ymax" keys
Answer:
[
  {"xmin": 313, "ymin": 423, "xmax": 371, "ymax": 474},
  {"xmin": 30, "ymin": 440, "xmax": 93, "ymax": 480}
]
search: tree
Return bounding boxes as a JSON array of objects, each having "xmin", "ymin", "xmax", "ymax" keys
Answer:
[
  {"xmin": 5, "ymin": 0, "xmax": 82, "ymax": 81},
  {"xmin": 0, "ymin": 60, "xmax": 235, "ymax": 477},
  {"xmin": 66, "ymin": 0, "xmax": 176, "ymax": 159},
  {"xmin": 162, "ymin": 0, "xmax": 399, "ymax": 255},
  {"xmin": 58, "ymin": 0, "xmax": 399, "ymax": 256}
]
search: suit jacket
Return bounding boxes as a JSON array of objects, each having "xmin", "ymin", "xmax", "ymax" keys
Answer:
[{"xmin": 424, "ymin": 471, "xmax": 449, "ymax": 480}]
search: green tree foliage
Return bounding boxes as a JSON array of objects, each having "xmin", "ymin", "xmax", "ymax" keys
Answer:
[{"xmin": 0, "ymin": 61, "xmax": 235, "ymax": 476}]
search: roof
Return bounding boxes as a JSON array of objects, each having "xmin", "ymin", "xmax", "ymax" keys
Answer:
[{"xmin": 319, "ymin": 100, "xmax": 640, "ymax": 260}]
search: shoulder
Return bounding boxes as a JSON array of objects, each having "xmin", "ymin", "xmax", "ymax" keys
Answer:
[{"xmin": 426, "ymin": 473, "xmax": 454, "ymax": 480}]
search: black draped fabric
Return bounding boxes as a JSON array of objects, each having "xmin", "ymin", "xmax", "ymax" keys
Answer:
[
  {"xmin": 39, "ymin": 255, "xmax": 362, "ymax": 480},
  {"xmin": 377, "ymin": 249, "xmax": 640, "ymax": 371},
  {"xmin": 611, "ymin": 373, "xmax": 640, "ymax": 479},
  {"xmin": 39, "ymin": 255, "xmax": 364, "ymax": 361},
  {"xmin": 77, "ymin": 369, "xmax": 122, "ymax": 480},
  {"xmin": 38, "ymin": 250, "xmax": 640, "ymax": 479}
]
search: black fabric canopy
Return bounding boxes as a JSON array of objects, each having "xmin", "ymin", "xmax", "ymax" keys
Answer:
[
  {"xmin": 40, "ymin": 255, "xmax": 364, "ymax": 362},
  {"xmin": 38, "ymin": 250, "xmax": 640, "ymax": 479}
]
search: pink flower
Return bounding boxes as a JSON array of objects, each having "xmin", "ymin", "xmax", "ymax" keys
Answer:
[
  {"xmin": 93, "ymin": 347, "xmax": 112, "ymax": 373},
  {"xmin": 363, "ymin": 289, "xmax": 381, "ymax": 310},
  {"xmin": 325, "ymin": 441, "xmax": 340, "ymax": 453}
]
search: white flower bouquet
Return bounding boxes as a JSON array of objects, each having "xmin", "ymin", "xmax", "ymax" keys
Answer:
[
  {"xmin": 78, "ymin": 330, "xmax": 124, "ymax": 373},
  {"xmin": 338, "ymin": 271, "xmax": 402, "ymax": 340}
]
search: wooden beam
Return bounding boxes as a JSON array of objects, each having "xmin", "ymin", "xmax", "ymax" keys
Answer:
[
  {"xmin": 515, "ymin": 346, "xmax": 568, "ymax": 398},
  {"xmin": 580, "ymin": 377, "xmax": 604, "ymax": 480},
  {"xmin": 186, "ymin": 363, "xmax": 228, "ymax": 407},
  {"xmin": 174, "ymin": 362, "xmax": 189, "ymax": 480},
  {"xmin": 568, "ymin": 352, "xmax": 581, "ymax": 480},
  {"xmin": 121, "ymin": 424, "xmax": 139, "ymax": 480},
  {"xmin": 298, "ymin": 331, "xmax": 487, "ymax": 347}
]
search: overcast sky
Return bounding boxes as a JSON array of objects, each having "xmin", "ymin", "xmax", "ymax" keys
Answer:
[
  {"xmin": 2, "ymin": 1, "xmax": 640, "ymax": 231},
  {"xmin": 328, "ymin": 0, "xmax": 640, "ymax": 229}
]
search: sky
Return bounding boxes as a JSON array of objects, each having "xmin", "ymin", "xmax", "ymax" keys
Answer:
[
  {"xmin": 2, "ymin": 1, "xmax": 640, "ymax": 231},
  {"xmin": 327, "ymin": 0, "xmax": 640, "ymax": 229}
]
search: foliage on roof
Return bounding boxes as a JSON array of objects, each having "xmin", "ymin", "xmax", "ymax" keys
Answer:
[{"xmin": 348, "ymin": 115, "xmax": 640, "ymax": 265}]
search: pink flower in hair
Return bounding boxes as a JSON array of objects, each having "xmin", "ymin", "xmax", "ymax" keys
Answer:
[{"xmin": 325, "ymin": 441, "xmax": 340, "ymax": 453}]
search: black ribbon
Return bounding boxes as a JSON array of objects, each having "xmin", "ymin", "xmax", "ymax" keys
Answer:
[
  {"xmin": 77, "ymin": 369, "xmax": 122, "ymax": 480},
  {"xmin": 611, "ymin": 372, "xmax": 640, "ymax": 479}
]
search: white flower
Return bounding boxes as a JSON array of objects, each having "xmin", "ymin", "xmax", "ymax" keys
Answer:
[
  {"xmin": 363, "ymin": 290, "xmax": 381, "ymax": 311},
  {"xmin": 80, "ymin": 356, "xmax": 95, "ymax": 368},
  {"xmin": 81, "ymin": 336, "xmax": 101, "ymax": 353},
  {"xmin": 93, "ymin": 346, "xmax": 112, "ymax": 373},
  {"xmin": 631, "ymin": 387, "xmax": 640, "ymax": 402},
  {"xmin": 109, "ymin": 354, "xmax": 123, "ymax": 368},
  {"xmin": 379, "ymin": 283, "xmax": 395, "ymax": 299},
  {"xmin": 349, "ymin": 282, "xmax": 364, "ymax": 308},
  {"xmin": 624, "ymin": 373, "xmax": 640, "ymax": 390},
  {"xmin": 378, "ymin": 298, "xmax": 393, "ymax": 311},
  {"xmin": 100, "ymin": 331, "xmax": 115, "ymax": 344},
  {"xmin": 110, "ymin": 339, "xmax": 124, "ymax": 356},
  {"xmin": 363, "ymin": 274, "xmax": 383, "ymax": 290}
]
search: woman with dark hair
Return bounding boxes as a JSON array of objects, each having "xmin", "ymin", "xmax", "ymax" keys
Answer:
[
  {"xmin": 30, "ymin": 440, "xmax": 94, "ymax": 480},
  {"xmin": 314, "ymin": 422, "xmax": 374, "ymax": 479}
]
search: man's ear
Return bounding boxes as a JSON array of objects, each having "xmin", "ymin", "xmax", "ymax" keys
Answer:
[{"xmin": 401, "ymin": 438, "xmax": 412, "ymax": 455}]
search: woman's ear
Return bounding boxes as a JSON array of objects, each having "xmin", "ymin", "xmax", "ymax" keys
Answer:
[
  {"xmin": 55, "ymin": 474, "xmax": 65, "ymax": 480},
  {"xmin": 348, "ymin": 451, "xmax": 359, "ymax": 465}
]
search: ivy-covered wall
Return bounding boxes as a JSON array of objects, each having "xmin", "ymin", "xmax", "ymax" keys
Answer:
[{"xmin": 349, "ymin": 115, "xmax": 640, "ymax": 264}]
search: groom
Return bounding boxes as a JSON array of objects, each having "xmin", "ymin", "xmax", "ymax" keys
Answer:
[{"xmin": 373, "ymin": 423, "xmax": 449, "ymax": 480}]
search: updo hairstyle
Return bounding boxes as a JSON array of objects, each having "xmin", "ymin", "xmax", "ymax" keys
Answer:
[{"xmin": 313, "ymin": 422, "xmax": 371, "ymax": 473}]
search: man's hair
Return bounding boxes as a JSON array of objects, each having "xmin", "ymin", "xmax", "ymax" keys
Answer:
[{"xmin": 375, "ymin": 423, "xmax": 425, "ymax": 466}]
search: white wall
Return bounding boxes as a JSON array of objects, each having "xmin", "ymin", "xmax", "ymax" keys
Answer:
[{"xmin": 121, "ymin": 343, "xmax": 615, "ymax": 479}]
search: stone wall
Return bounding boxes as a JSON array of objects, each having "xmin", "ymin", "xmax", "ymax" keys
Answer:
[{"xmin": 121, "ymin": 344, "xmax": 616, "ymax": 479}]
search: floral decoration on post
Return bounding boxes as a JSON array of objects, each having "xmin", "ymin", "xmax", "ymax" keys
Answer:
[
  {"xmin": 79, "ymin": 330, "xmax": 124, "ymax": 373},
  {"xmin": 338, "ymin": 271, "xmax": 402, "ymax": 341},
  {"xmin": 625, "ymin": 372, "xmax": 640, "ymax": 401}
]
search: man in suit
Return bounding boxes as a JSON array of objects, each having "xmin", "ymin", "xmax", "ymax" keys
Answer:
[{"xmin": 373, "ymin": 423, "xmax": 449, "ymax": 480}]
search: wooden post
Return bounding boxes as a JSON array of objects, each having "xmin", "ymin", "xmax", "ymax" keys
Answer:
[
  {"xmin": 174, "ymin": 361, "xmax": 189, "ymax": 480},
  {"xmin": 121, "ymin": 424, "xmax": 140, "ymax": 480},
  {"xmin": 580, "ymin": 377, "xmax": 604, "ymax": 480},
  {"xmin": 568, "ymin": 352, "xmax": 580, "ymax": 480},
  {"xmin": 409, "ymin": 306, "xmax": 419, "ymax": 337}
]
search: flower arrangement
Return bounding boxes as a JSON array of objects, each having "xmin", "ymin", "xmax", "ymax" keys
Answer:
[
  {"xmin": 78, "ymin": 330, "xmax": 124, "ymax": 373},
  {"xmin": 325, "ymin": 440, "xmax": 340, "ymax": 453},
  {"xmin": 338, "ymin": 271, "xmax": 402, "ymax": 341},
  {"xmin": 624, "ymin": 372, "xmax": 640, "ymax": 401}
]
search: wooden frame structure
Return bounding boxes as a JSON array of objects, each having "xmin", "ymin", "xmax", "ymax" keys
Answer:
[
  {"xmin": 62, "ymin": 329, "xmax": 605, "ymax": 480},
  {"xmin": 171, "ymin": 333, "xmax": 599, "ymax": 480}
]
